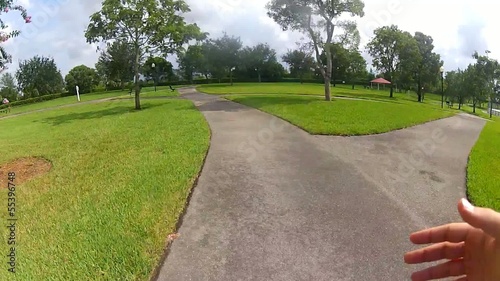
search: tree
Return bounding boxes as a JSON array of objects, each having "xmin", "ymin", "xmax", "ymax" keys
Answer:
[
  {"xmin": 16, "ymin": 56, "xmax": 64, "ymax": 97},
  {"xmin": 85, "ymin": 0, "xmax": 204, "ymax": 110},
  {"xmin": 178, "ymin": 44, "xmax": 205, "ymax": 83},
  {"xmin": 99, "ymin": 40, "xmax": 135, "ymax": 90},
  {"xmin": 65, "ymin": 65, "xmax": 99, "ymax": 95},
  {"xmin": 282, "ymin": 40, "xmax": 315, "ymax": 83},
  {"xmin": 0, "ymin": 1, "xmax": 31, "ymax": 71},
  {"xmin": 95, "ymin": 55, "xmax": 112, "ymax": 90},
  {"xmin": 204, "ymin": 34, "xmax": 242, "ymax": 84},
  {"xmin": 282, "ymin": 49, "xmax": 315, "ymax": 83},
  {"xmin": 367, "ymin": 25, "xmax": 420, "ymax": 98},
  {"xmin": 0, "ymin": 72, "xmax": 17, "ymax": 100},
  {"xmin": 267, "ymin": 0, "xmax": 365, "ymax": 101},
  {"xmin": 413, "ymin": 32, "xmax": 442, "ymax": 102},
  {"xmin": 346, "ymin": 49, "xmax": 367, "ymax": 89},
  {"xmin": 239, "ymin": 43, "xmax": 278, "ymax": 82},
  {"xmin": 470, "ymin": 51, "xmax": 500, "ymax": 113},
  {"xmin": 143, "ymin": 56, "xmax": 174, "ymax": 84}
]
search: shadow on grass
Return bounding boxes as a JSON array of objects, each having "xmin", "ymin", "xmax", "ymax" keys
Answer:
[{"xmin": 36, "ymin": 103, "xmax": 164, "ymax": 126}]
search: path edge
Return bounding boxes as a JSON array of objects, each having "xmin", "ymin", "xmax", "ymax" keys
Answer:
[{"xmin": 148, "ymin": 95, "xmax": 213, "ymax": 281}]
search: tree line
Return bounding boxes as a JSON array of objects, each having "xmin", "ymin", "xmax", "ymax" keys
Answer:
[{"xmin": 2, "ymin": 0, "xmax": 500, "ymax": 110}]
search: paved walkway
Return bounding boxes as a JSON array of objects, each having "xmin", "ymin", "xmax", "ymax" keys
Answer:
[{"xmin": 156, "ymin": 88, "xmax": 486, "ymax": 280}]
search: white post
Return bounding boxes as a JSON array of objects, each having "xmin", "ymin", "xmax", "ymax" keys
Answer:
[{"xmin": 76, "ymin": 85, "xmax": 80, "ymax": 102}]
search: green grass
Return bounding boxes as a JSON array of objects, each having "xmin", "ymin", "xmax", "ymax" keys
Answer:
[
  {"xmin": 226, "ymin": 94, "xmax": 454, "ymax": 135},
  {"xmin": 198, "ymin": 82, "xmax": 444, "ymax": 104},
  {"xmin": 0, "ymin": 98, "xmax": 210, "ymax": 280},
  {"xmin": 467, "ymin": 118, "xmax": 500, "ymax": 211},
  {"xmin": 4, "ymin": 90, "xmax": 130, "ymax": 115}
]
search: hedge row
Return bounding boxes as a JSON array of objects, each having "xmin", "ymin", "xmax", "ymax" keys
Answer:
[{"xmin": 0, "ymin": 92, "xmax": 68, "ymax": 109}]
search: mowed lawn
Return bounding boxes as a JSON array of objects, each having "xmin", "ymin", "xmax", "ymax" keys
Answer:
[
  {"xmin": 467, "ymin": 119, "xmax": 500, "ymax": 211},
  {"xmin": 1, "ymin": 86, "xmax": 182, "ymax": 117},
  {"xmin": 198, "ymin": 82, "xmax": 443, "ymax": 103},
  {"xmin": 226, "ymin": 95, "xmax": 453, "ymax": 135},
  {"xmin": 0, "ymin": 99, "xmax": 210, "ymax": 280}
]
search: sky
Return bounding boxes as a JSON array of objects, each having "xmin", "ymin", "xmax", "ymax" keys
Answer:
[{"xmin": 3, "ymin": 0, "xmax": 498, "ymax": 76}]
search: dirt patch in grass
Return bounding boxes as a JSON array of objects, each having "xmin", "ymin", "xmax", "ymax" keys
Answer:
[{"xmin": 0, "ymin": 157, "xmax": 52, "ymax": 187}]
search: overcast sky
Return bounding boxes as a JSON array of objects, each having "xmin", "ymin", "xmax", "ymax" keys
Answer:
[{"xmin": 3, "ymin": 0, "xmax": 497, "ymax": 76}]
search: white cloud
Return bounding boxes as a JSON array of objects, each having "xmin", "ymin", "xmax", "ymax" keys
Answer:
[{"xmin": 2, "ymin": 0, "xmax": 499, "ymax": 76}]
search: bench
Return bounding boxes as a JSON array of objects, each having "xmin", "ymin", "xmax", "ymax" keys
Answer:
[{"xmin": 446, "ymin": 101, "xmax": 453, "ymax": 108}]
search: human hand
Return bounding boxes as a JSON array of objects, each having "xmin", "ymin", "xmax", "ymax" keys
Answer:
[{"xmin": 404, "ymin": 198, "xmax": 500, "ymax": 281}]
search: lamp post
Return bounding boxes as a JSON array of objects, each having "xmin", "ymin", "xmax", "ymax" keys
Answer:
[
  {"xmin": 230, "ymin": 67, "xmax": 235, "ymax": 86},
  {"xmin": 151, "ymin": 62, "xmax": 157, "ymax": 92},
  {"xmin": 440, "ymin": 66, "xmax": 445, "ymax": 108}
]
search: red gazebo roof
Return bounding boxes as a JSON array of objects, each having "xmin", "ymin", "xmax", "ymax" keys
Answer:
[{"xmin": 371, "ymin": 78, "xmax": 392, "ymax": 84}]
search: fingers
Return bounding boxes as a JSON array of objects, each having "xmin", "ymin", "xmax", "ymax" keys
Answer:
[
  {"xmin": 404, "ymin": 242, "xmax": 465, "ymax": 264},
  {"xmin": 454, "ymin": 277, "xmax": 467, "ymax": 281},
  {"xmin": 410, "ymin": 223, "xmax": 472, "ymax": 244},
  {"xmin": 411, "ymin": 260, "xmax": 465, "ymax": 281},
  {"xmin": 458, "ymin": 198, "xmax": 500, "ymax": 238}
]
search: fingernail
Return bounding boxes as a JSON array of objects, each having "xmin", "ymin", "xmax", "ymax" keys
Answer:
[{"xmin": 462, "ymin": 198, "xmax": 475, "ymax": 212}]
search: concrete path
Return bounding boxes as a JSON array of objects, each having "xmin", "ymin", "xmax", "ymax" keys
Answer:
[{"xmin": 156, "ymin": 88, "xmax": 487, "ymax": 281}]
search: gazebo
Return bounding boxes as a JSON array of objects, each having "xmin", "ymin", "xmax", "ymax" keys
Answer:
[{"xmin": 370, "ymin": 78, "xmax": 391, "ymax": 90}]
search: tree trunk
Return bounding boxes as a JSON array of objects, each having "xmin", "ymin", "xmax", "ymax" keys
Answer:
[
  {"xmin": 134, "ymin": 47, "xmax": 141, "ymax": 110},
  {"xmin": 324, "ymin": 77, "xmax": 331, "ymax": 101},
  {"xmin": 300, "ymin": 73, "xmax": 303, "ymax": 84},
  {"xmin": 417, "ymin": 80, "xmax": 422, "ymax": 102},
  {"xmin": 324, "ymin": 48, "xmax": 333, "ymax": 101},
  {"xmin": 258, "ymin": 72, "xmax": 261, "ymax": 83},
  {"xmin": 390, "ymin": 84, "xmax": 394, "ymax": 98}
]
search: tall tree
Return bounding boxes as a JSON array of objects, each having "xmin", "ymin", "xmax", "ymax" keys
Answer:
[
  {"xmin": 413, "ymin": 32, "xmax": 441, "ymax": 102},
  {"xmin": 346, "ymin": 49, "xmax": 367, "ymax": 89},
  {"xmin": 85, "ymin": 0, "xmax": 203, "ymax": 110},
  {"xmin": 105, "ymin": 40, "xmax": 135, "ymax": 90},
  {"xmin": 267, "ymin": 0, "xmax": 365, "ymax": 101},
  {"xmin": 0, "ymin": 72, "xmax": 17, "ymax": 100},
  {"xmin": 16, "ymin": 56, "xmax": 64, "ymax": 97},
  {"xmin": 0, "ymin": 1, "xmax": 30, "ymax": 71},
  {"xmin": 239, "ymin": 43, "xmax": 279, "ymax": 82},
  {"xmin": 470, "ymin": 51, "xmax": 500, "ymax": 113},
  {"xmin": 178, "ymin": 44, "xmax": 205, "ymax": 83},
  {"xmin": 206, "ymin": 33, "xmax": 242, "ymax": 85},
  {"xmin": 65, "ymin": 65, "xmax": 99, "ymax": 95},
  {"xmin": 367, "ymin": 25, "xmax": 420, "ymax": 98},
  {"xmin": 282, "ymin": 49, "xmax": 315, "ymax": 83}
]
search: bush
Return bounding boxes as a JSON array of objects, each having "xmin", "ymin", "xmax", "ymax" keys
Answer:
[{"xmin": 0, "ymin": 93, "xmax": 64, "ymax": 109}]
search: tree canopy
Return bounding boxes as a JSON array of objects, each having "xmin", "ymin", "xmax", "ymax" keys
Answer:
[
  {"xmin": 85, "ymin": 0, "xmax": 204, "ymax": 109},
  {"xmin": 267, "ymin": 0, "xmax": 365, "ymax": 100},
  {"xmin": 16, "ymin": 56, "xmax": 64, "ymax": 98},
  {"xmin": 65, "ymin": 65, "xmax": 99, "ymax": 95}
]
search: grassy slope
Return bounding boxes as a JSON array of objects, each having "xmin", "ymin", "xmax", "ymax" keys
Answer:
[
  {"xmin": 226, "ymin": 95, "xmax": 453, "ymax": 135},
  {"xmin": 0, "ymin": 99, "xmax": 209, "ymax": 280},
  {"xmin": 468, "ymin": 119, "xmax": 500, "ymax": 211}
]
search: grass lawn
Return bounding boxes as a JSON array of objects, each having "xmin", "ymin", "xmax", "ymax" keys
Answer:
[
  {"xmin": 226, "ymin": 94, "xmax": 454, "ymax": 135},
  {"xmin": 198, "ymin": 82, "xmax": 444, "ymax": 105},
  {"xmin": 3, "ymin": 90, "xmax": 129, "ymax": 116},
  {"xmin": 467, "ymin": 118, "xmax": 500, "ymax": 211},
  {"xmin": 0, "ymin": 98, "xmax": 210, "ymax": 280}
]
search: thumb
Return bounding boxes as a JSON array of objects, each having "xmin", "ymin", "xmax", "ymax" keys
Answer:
[{"xmin": 458, "ymin": 198, "xmax": 500, "ymax": 238}]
